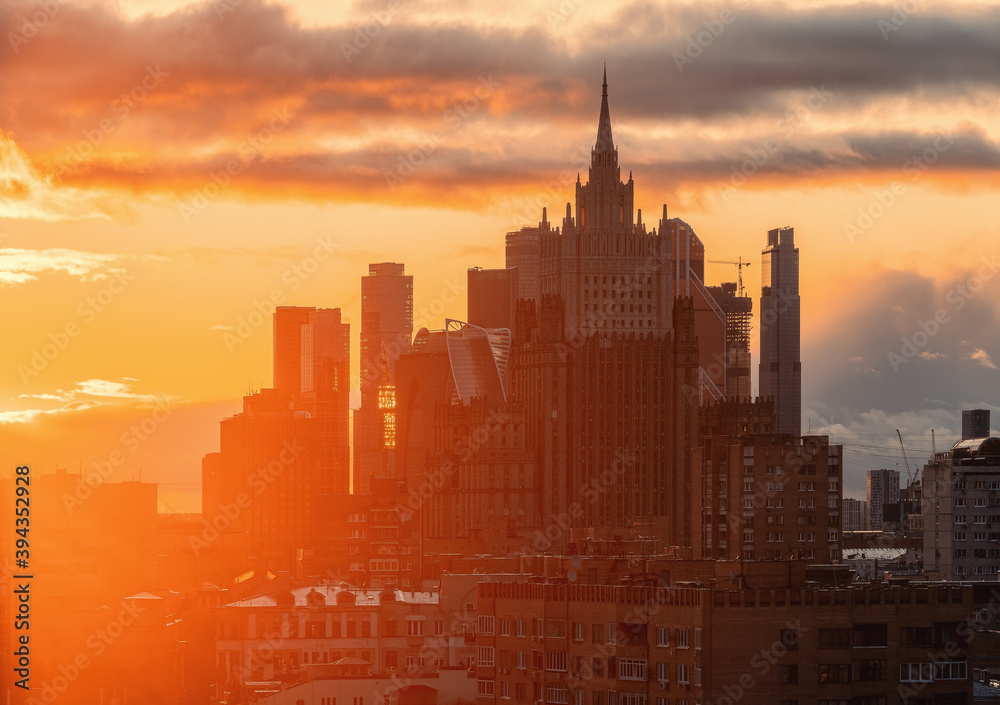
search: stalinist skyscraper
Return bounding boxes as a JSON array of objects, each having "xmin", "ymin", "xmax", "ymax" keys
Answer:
[{"xmin": 509, "ymin": 69, "xmax": 702, "ymax": 549}]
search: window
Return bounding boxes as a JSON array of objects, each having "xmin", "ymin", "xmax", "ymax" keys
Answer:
[
  {"xmin": 573, "ymin": 622, "xmax": 584, "ymax": 642},
  {"xmin": 676, "ymin": 629, "xmax": 689, "ymax": 648},
  {"xmin": 779, "ymin": 665, "xmax": 798, "ymax": 685},
  {"xmin": 546, "ymin": 619, "xmax": 567, "ymax": 638},
  {"xmin": 478, "ymin": 679, "xmax": 495, "ymax": 696},
  {"xmin": 656, "ymin": 662, "xmax": 669, "ymax": 683},
  {"xmin": 900, "ymin": 627, "xmax": 932, "ymax": 646},
  {"xmin": 435, "ymin": 620, "xmax": 444, "ymax": 636},
  {"xmin": 501, "ymin": 681, "xmax": 510, "ymax": 700},
  {"xmin": 852, "ymin": 623, "xmax": 887, "ymax": 648},
  {"xmin": 546, "ymin": 685, "xmax": 568, "ymax": 704},
  {"xmin": 818, "ymin": 664, "xmax": 849, "ymax": 683},
  {"xmin": 516, "ymin": 651, "xmax": 525, "ymax": 670},
  {"xmin": 656, "ymin": 627, "xmax": 669, "ymax": 647},
  {"xmin": 479, "ymin": 616, "xmax": 495, "ymax": 635},
  {"xmin": 500, "ymin": 619, "xmax": 511, "ymax": 636},
  {"xmin": 591, "ymin": 657, "xmax": 604, "ymax": 677},
  {"xmin": 899, "ymin": 663, "xmax": 933, "ymax": 682},
  {"xmin": 608, "ymin": 623, "xmax": 617, "ymax": 645},
  {"xmin": 516, "ymin": 683, "xmax": 526, "ymax": 702},
  {"xmin": 694, "ymin": 665, "xmax": 701, "ymax": 687},
  {"xmin": 479, "ymin": 647, "xmax": 495, "ymax": 667},
  {"xmin": 694, "ymin": 628, "xmax": 702, "ymax": 650},
  {"xmin": 619, "ymin": 695, "xmax": 646, "ymax": 705},
  {"xmin": 592, "ymin": 624, "xmax": 605, "ymax": 643},
  {"xmin": 617, "ymin": 658, "xmax": 647, "ymax": 681},
  {"xmin": 515, "ymin": 619, "xmax": 526, "ymax": 637},
  {"xmin": 853, "ymin": 660, "xmax": 887, "ymax": 682},
  {"xmin": 407, "ymin": 620, "xmax": 424, "ymax": 637},
  {"xmin": 546, "ymin": 652, "xmax": 568, "ymax": 672},
  {"xmin": 677, "ymin": 664, "xmax": 690, "ymax": 684},
  {"xmin": 934, "ymin": 660, "xmax": 967, "ymax": 680}
]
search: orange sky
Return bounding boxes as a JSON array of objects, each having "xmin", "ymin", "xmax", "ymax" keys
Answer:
[{"xmin": 2, "ymin": 0, "xmax": 999, "ymax": 510}]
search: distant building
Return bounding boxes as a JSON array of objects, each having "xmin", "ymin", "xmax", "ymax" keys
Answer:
[
  {"xmin": 963, "ymin": 408, "xmax": 991, "ymax": 440},
  {"xmin": 692, "ymin": 433, "xmax": 843, "ymax": 562},
  {"xmin": 355, "ymin": 263, "xmax": 413, "ymax": 493},
  {"xmin": 468, "ymin": 267, "xmax": 518, "ymax": 331},
  {"xmin": 759, "ymin": 226, "xmax": 801, "ymax": 436},
  {"xmin": 842, "ymin": 497, "xmax": 868, "ymax": 531},
  {"xmin": 505, "ymin": 225, "xmax": 541, "ymax": 304},
  {"xmin": 923, "ymin": 436, "xmax": 1000, "ymax": 580},
  {"xmin": 706, "ymin": 281, "xmax": 753, "ymax": 399},
  {"xmin": 867, "ymin": 468, "xmax": 901, "ymax": 531},
  {"xmin": 273, "ymin": 306, "xmax": 351, "ymax": 493}
]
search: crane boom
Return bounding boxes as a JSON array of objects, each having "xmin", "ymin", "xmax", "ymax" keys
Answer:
[
  {"xmin": 896, "ymin": 429, "xmax": 919, "ymax": 486},
  {"xmin": 707, "ymin": 257, "xmax": 753, "ymax": 297}
]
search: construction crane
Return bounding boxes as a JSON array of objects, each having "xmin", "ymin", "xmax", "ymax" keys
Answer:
[
  {"xmin": 707, "ymin": 257, "xmax": 752, "ymax": 297},
  {"xmin": 896, "ymin": 429, "xmax": 921, "ymax": 486}
]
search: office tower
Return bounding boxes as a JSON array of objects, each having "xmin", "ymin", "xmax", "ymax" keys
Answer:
[
  {"xmin": 506, "ymin": 225, "xmax": 541, "ymax": 304},
  {"xmin": 355, "ymin": 263, "xmax": 413, "ymax": 493},
  {"xmin": 272, "ymin": 306, "xmax": 350, "ymax": 493},
  {"xmin": 962, "ymin": 408, "xmax": 990, "ymax": 439},
  {"xmin": 842, "ymin": 497, "xmax": 868, "ymax": 532},
  {"xmin": 468, "ymin": 266, "xmax": 518, "ymax": 331},
  {"xmin": 759, "ymin": 226, "xmax": 801, "ymax": 436},
  {"xmin": 396, "ymin": 321, "xmax": 512, "ymax": 490},
  {"xmin": 707, "ymin": 282, "xmax": 753, "ymax": 399},
  {"xmin": 923, "ymin": 435, "xmax": 1000, "ymax": 580},
  {"xmin": 209, "ymin": 388, "xmax": 317, "ymax": 568},
  {"xmin": 866, "ymin": 468, "xmax": 900, "ymax": 531},
  {"xmin": 693, "ymin": 433, "xmax": 843, "ymax": 562}
]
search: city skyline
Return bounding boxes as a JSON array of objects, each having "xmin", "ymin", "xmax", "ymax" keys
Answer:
[{"xmin": 1, "ymin": 1, "xmax": 998, "ymax": 514}]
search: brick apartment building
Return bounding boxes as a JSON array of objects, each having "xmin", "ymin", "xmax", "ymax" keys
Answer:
[{"xmin": 475, "ymin": 581, "xmax": 974, "ymax": 705}]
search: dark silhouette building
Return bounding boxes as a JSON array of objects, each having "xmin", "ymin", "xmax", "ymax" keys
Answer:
[
  {"xmin": 759, "ymin": 226, "xmax": 801, "ymax": 436},
  {"xmin": 468, "ymin": 266, "xmax": 518, "ymax": 331},
  {"xmin": 355, "ymin": 263, "xmax": 413, "ymax": 493}
]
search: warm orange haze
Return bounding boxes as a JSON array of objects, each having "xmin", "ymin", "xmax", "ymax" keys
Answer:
[{"xmin": 2, "ymin": 0, "xmax": 1000, "ymax": 703}]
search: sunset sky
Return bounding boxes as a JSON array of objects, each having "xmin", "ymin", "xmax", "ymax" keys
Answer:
[{"xmin": 1, "ymin": 0, "xmax": 999, "ymax": 511}]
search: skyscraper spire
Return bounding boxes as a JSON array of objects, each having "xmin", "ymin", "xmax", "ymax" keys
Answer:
[{"xmin": 595, "ymin": 66, "xmax": 614, "ymax": 155}]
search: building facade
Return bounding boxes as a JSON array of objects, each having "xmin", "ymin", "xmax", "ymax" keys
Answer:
[
  {"xmin": 475, "ymin": 581, "xmax": 974, "ymax": 705},
  {"xmin": 922, "ymin": 437, "xmax": 1000, "ymax": 580},
  {"xmin": 692, "ymin": 433, "xmax": 843, "ymax": 562},
  {"xmin": 356, "ymin": 263, "xmax": 414, "ymax": 493},
  {"xmin": 758, "ymin": 226, "xmax": 801, "ymax": 437},
  {"xmin": 868, "ymin": 468, "xmax": 901, "ymax": 532}
]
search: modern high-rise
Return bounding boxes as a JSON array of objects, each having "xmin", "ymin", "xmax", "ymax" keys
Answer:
[
  {"xmin": 468, "ymin": 266, "xmax": 518, "ymax": 331},
  {"xmin": 866, "ymin": 468, "xmax": 900, "ymax": 531},
  {"xmin": 354, "ymin": 263, "xmax": 413, "ymax": 493},
  {"xmin": 759, "ymin": 226, "xmax": 801, "ymax": 436},
  {"xmin": 842, "ymin": 497, "xmax": 868, "ymax": 531},
  {"xmin": 962, "ymin": 408, "xmax": 990, "ymax": 439}
]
